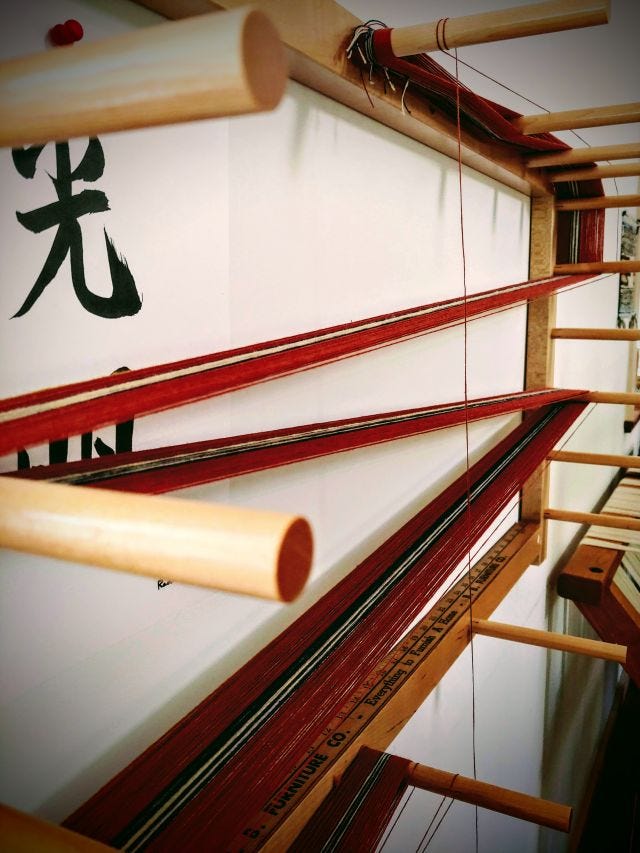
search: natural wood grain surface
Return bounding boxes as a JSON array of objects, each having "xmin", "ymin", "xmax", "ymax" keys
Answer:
[
  {"xmin": 549, "ymin": 450, "xmax": 640, "ymax": 467},
  {"xmin": 390, "ymin": 0, "xmax": 608, "ymax": 56},
  {"xmin": 514, "ymin": 102, "xmax": 640, "ymax": 134},
  {"xmin": 556, "ymin": 194, "xmax": 640, "ymax": 211},
  {"xmin": 551, "ymin": 328, "xmax": 640, "ymax": 340},
  {"xmin": 549, "ymin": 162, "xmax": 640, "ymax": 182},
  {"xmin": 0, "ymin": 8, "xmax": 287, "ymax": 146},
  {"xmin": 472, "ymin": 617, "xmax": 626, "ymax": 662},
  {"xmin": 407, "ymin": 759, "xmax": 572, "ymax": 831},
  {"xmin": 0, "ymin": 804, "xmax": 114, "ymax": 853},
  {"xmin": 527, "ymin": 142, "xmax": 640, "ymax": 168},
  {"xmin": 554, "ymin": 261, "xmax": 640, "ymax": 275},
  {"xmin": 545, "ymin": 507, "xmax": 640, "ymax": 532},
  {"xmin": 0, "ymin": 477, "xmax": 313, "ymax": 601}
]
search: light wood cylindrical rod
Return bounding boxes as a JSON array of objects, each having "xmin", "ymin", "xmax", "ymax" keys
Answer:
[
  {"xmin": 586, "ymin": 390, "xmax": 640, "ymax": 405},
  {"xmin": 389, "ymin": 0, "xmax": 608, "ymax": 57},
  {"xmin": 549, "ymin": 162, "xmax": 640, "ymax": 182},
  {"xmin": 0, "ymin": 803, "xmax": 114, "ymax": 852},
  {"xmin": 0, "ymin": 8, "xmax": 287, "ymax": 147},
  {"xmin": 472, "ymin": 618, "xmax": 626, "ymax": 663},
  {"xmin": 407, "ymin": 761, "xmax": 572, "ymax": 832},
  {"xmin": 549, "ymin": 450, "xmax": 640, "ymax": 468},
  {"xmin": 544, "ymin": 507, "xmax": 640, "ymax": 532},
  {"xmin": 514, "ymin": 102, "xmax": 640, "ymax": 135},
  {"xmin": 554, "ymin": 261, "xmax": 640, "ymax": 275},
  {"xmin": 0, "ymin": 477, "xmax": 313, "ymax": 602},
  {"xmin": 527, "ymin": 142, "xmax": 640, "ymax": 168},
  {"xmin": 556, "ymin": 194, "xmax": 640, "ymax": 211},
  {"xmin": 551, "ymin": 328, "xmax": 640, "ymax": 340}
]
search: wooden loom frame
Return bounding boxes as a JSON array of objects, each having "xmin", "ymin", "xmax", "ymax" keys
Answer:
[{"xmin": 2, "ymin": 0, "xmax": 635, "ymax": 847}]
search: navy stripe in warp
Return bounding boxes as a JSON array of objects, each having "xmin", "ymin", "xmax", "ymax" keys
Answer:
[{"xmin": 110, "ymin": 405, "xmax": 563, "ymax": 851}]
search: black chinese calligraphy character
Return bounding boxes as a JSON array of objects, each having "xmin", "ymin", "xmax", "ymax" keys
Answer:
[{"xmin": 11, "ymin": 139, "xmax": 142, "ymax": 319}]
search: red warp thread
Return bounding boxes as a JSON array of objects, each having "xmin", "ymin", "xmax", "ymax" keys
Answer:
[
  {"xmin": 289, "ymin": 747, "xmax": 410, "ymax": 852},
  {"xmin": 9, "ymin": 388, "xmax": 588, "ymax": 493},
  {"xmin": 0, "ymin": 274, "xmax": 593, "ymax": 457},
  {"xmin": 64, "ymin": 404, "xmax": 585, "ymax": 850}
]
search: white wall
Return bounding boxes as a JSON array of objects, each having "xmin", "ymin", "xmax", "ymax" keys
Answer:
[{"xmin": 0, "ymin": 1, "xmax": 636, "ymax": 851}]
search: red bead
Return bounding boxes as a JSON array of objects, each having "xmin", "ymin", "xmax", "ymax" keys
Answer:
[
  {"xmin": 48, "ymin": 23, "xmax": 71, "ymax": 46},
  {"xmin": 64, "ymin": 19, "xmax": 84, "ymax": 42}
]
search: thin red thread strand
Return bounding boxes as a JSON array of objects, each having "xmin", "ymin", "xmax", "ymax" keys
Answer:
[
  {"xmin": 9, "ymin": 389, "xmax": 586, "ymax": 492},
  {"xmin": 452, "ymin": 42, "xmax": 480, "ymax": 853},
  {"xmin": 63, "ymin": 405, "xmax": 585, "ymax": 850},
  {"xmin": 0, "ymin": 275, "xmax": 601, "ymax": 458}
]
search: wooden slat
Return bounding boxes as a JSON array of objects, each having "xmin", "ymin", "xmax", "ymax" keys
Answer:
[
  {"xmin": 545, "ymin": 507, "xmax": 640, "ymax": 532},
  {"xmin": 388, "ymin": 0, "xmax": 608, "ymax": 56},
  {"xmin": 527, "ymin": 143, "xmax": 640, "ymax": 168},
  {"xmin": 549, "ymin": 450, "xmax": 640, "ymax": 467},
  {"xmin": 472, "ymin": 617, "xmax": 626, "ymax": 663},
  {"xmin": 407, "ymin": 759, "xmax": 572, "ymax": 831},
  {"xmin": 554, "ymin": 261, "xmax": 640, "ymax": 275},
  {"xmin": 556, "ymin": 194, "xmax": 640, "ymax": 211},
  {"xmin": 513, "ymin": 102, "xmax": 640, "ymax": 135},
  {"xmin": 0, "ymin": 804, "xmax": 114, "ymax": 852},
  {"xmin": 521, "ymin": 195, "xmax": 556, "ymax": 558},
  {"xmin": 549, "ymin": 162, "xmax": 640, "ymax": 182},
  {"xmin": 132, "ymin": 0, "xmax": 551, "ymax": 197},
  {"xmin": 0, "ymin": 9, "xmax": 287, "ymax": 147},
  {"xmin": 551, "ymin": 328, "xmax": 640, "ymax": 340}
]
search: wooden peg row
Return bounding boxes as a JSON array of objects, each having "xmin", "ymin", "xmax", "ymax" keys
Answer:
[
  {"xmin": 526, "ymin": 142, "xmax": 640, "ymax": 168},
  {"xmin": 544, "ymin": 507, "xmax": 640, "ymax": 532},
  {"xmin": 555, "ymin": 194, "xmax": 640, "ymax": 211},
  {"xmin": 388, "ymin": 0, "xmax": 608, "ymax": 56},
  {"xmin": 554, "ymin": 261, "xmax": 640, "ymax": 275},
  {"xmin": 0, "ymin": 7, "xmax": 287, "ymax": 147},
  {"xmin": 0, "ymin": 477, "xmax": 313, "ymax": 602},
  {"xmin": 551, "ymin": 328, "xmax": 640, "ymax": 341},
  {"xmin": 471, "ymin": 617, "xmax": 626, "ymax": 663},
  {"xmin": 406, "ymin": 759, "xmax": 572, "ymax": 832},
  {"xmin": 548, "ymin": 162, "xmax": 640, "ymax": 182},
  {"xmin": 548, "ymin": 450, "xmax": 640, "ymax": 468},
  {"xmin": 513, "ymin": 101, "xmax": 640, "ymax": 135}
]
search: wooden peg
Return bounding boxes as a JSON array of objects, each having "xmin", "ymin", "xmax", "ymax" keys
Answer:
[
  {"xmin": 554, "ymin": 261, "xmax": 640, "ymax": 275},
  {"xmin": 388, "ymin": 0, "xmax": 608, "ymax": 56},
  {"xmin": 406, "ymin": 760, "xmax": 572, "ymax": 832},
  {"xmin": 513, "ymin": 102, "xmax": 640, "ymax": 134},
  {"xmin": 0, "ymin": 803, "xmax": 114, "ymax": 851},
  {"xmin": 585, "ymin": 390, "xmax": 640, "ymax": 405},
  {"xmin": 551, "ymin": 328, "xmax": 640, "ymax": 340},
  {"xmin": 544, "ymin": 507, "xmax": 640, "ymax": 532},
  {"xmin": 0, "ymin": 477, "xmax": 313, "ymax": 602},
  {"xmin": 471, "ymin": 617, "xmax": 626, "ymax": 663},
  {"xmin": 549, "ymin": 450, "xmax": 640, "ymax": 468},
  {"xmin": 555, "ymin": 194, "xmax": 640, "ymax": 211},
  {"xmin": 0, "ymin": 7, "xmax": 287, "ymax": 147},
  {"xmin": 548, "ymin": 162, "xmax": 640, "ymax": 182},
  {"xmin": 526, "ymin": 142, "xmax": 640, "ymax": 168}
]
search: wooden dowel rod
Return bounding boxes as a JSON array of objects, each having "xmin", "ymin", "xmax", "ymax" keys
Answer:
[
  {"xmin": 554, "ymin": 261, "xmax": 640, "ymax": 275},
  {"xmin": 549, "ymin": 450, "xmax": 640, "ymax": 467},
  {"xmin": 0, "ymin": 477, "xmax": 312, "ymax": 602},
  {"xmin": 551, "ymin": 327, "xmax": 640, "ymax": 340},
  {"xmin": 527, "ymin": 143, "xmax": 640, "ymax": 167},
  {"xmin": 406, "ymin": 760, "xmax": 572, "ymax": 832},
  {"xmin": 555, "ymin": 194, "xmax": 640, "ymax": 211},
  {"xmin": 389, "ymin": 0, "xmax": 608, "ymax": 57},
  {"xmin": 544, "ymin": 507, "xmax": 640, "ymax": 531},
  {"xmin": 472, "ymin": 617, "xmax": 626, "ymax": 663},
  {"xmin": 0, "ymin": 8, "xmax": 287, "ymax": 147},
  {"xmin": 0, "ymin": 803, "xmax": 114, "ymax": 852},
  {"xmin": 586, "ymin": 390, "xmax": 640, "ymax": 405},
  {"xmin": 549, "ymin": 162, "xmax": 640, "ymax": 182},
  {"xmin": 513, "ymin": 102, "xmax": 640, "ymax": 135}
]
